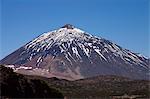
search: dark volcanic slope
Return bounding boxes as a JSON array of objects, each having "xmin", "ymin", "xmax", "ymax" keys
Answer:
[{"xmin": 0, "ymin": 24, "xmax": 149, "ymax": 80}]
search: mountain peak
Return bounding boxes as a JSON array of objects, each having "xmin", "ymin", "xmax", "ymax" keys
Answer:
[
  {"xmin": 0, "ymin": 25, "xmax": 149, "ymax": 80},
  {"xmin": 61, "ymin": 24, "xmax": 75, "ymax": 29}
]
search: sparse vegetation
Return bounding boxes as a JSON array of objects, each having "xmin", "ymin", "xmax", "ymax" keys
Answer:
[
  {"xmin": 25, "ymin": 74, "xmax": 150, "ymax": 98},
  {"xmin": 0, "ymin": 65, "xmax": 149, "ymax": 98},
  {"xmin": 0, "ymin": 65, "xmax": 64, "ymax": 98}
]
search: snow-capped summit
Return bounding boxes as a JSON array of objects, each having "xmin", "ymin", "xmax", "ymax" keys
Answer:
[{"xmin": 0, "ymin": 24, "xmax": 149, "ymax": 80}]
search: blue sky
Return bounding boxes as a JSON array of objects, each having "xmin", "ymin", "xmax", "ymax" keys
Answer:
[{"xmin": 0, "ymin": 0, "xmax": 149, "ymax": 59}]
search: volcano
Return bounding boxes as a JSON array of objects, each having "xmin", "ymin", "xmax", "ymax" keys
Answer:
[{"xmin": 0, "ymin": 24, "xmax": 149, "ymax": 80}]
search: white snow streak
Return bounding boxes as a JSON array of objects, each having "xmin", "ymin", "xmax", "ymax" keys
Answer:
[{"xmin": 95, "ymin": 49, "xmax": 107, "ymax": 61}]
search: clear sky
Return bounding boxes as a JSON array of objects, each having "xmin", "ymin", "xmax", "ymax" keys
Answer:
[{"xmin": 0, "ymin": 0, "xmax": 149, "ymax": 59}]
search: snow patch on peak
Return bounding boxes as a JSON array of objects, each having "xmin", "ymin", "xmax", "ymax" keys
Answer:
[
  {"xmin": 24, "ymin": 27, "xmax": 89, "ymax": 52},
  {"xmin": 73, "ymin": 28, "xmax": 84, "ymax": 33},
  {"xmin": 72, "ymin": 47, "xmax": 81, "ymax": 59}
]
